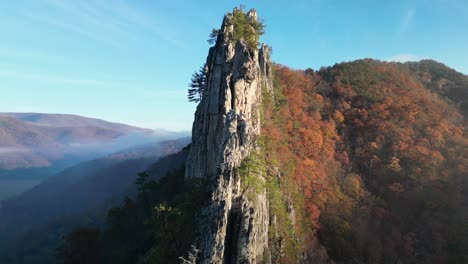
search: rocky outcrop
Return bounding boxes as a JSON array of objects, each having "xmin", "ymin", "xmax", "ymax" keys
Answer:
[{"xmin": 185, "ymin": 8, "xmax": 272, "ymax": 264}]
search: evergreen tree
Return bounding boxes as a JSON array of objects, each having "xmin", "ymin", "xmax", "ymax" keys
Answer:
[
  {"xmin": 207, "ymin": 28, "xmax": 219, "ymax": 45},
  {"xmin": 55, "ymin": 228, "xmax": 100, "ymax": 264},
  {"xmin": 187, "ymin": 66, "xmax": 206, "ymax": 103}
]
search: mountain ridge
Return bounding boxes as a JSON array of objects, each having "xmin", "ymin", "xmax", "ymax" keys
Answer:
[
  {"xmin": 0, "ymin": 139, "xmax": 190, "ymax": 264},
  {"xmin": 0, "ymin": 113, "xmax": 187, "ymax": 170},
  {"xmin": 0, "ymin": 138, "xmax": 189, "ymax": 243},
  {"xmin": 0, "ymin": 112, "xmax": 152, "ymax": 132}
]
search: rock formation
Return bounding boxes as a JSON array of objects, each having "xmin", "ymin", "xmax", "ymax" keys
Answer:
[{"xmin": 185, "ymin": 8, "xmax": 272, "ymax": 264}]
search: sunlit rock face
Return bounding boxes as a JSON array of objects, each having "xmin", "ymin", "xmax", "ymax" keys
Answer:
[{"xmin": 185, "ymin": 8, "xmax": 273, "ymax": 264}]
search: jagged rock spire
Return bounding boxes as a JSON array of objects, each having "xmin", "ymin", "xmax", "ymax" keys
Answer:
[{"xmin": 185, "ymin": 8, "xmax": 272, "ymax": 264}]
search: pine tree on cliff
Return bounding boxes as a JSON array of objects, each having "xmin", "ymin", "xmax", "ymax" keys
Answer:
[{"xmin": 187, "ymin": 66, "xmax": 206, "ymax": 103}]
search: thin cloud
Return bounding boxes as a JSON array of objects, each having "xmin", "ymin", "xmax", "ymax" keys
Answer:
[
  {"xmin": 0, "ymin": 147, "xmax": 29, "ymax": 155},
  {"xmin": 399, "ymin": 8, "xmax": 415, "ymax": 34},
  {"xmin": 24, "ymin": 0, "xmax": 188, "ymax": 48},
  {"xmin": 385, "ymin": 54, "xmax": 425, "ymax": 62},
  {"xmin": 0, "ymin": 69, "xmax": 118, "ymax": 87},
  {"xmin": 110, "ymin": 2, "xmax": 187, "ymax": 48},
  {"xmin": 0, "ymin": 47, "xmax": 63, "ymax": 61},
  {"xmin": 45, "ymin": 0, "xmax": 130, "ymax": 37},
  {"xmin": 20, "ymin": 11, "xmax": 122, "ymax": 47},
  {"xmin": 0, "ymin": 67, "xmax": 157, "ymax": 92}
]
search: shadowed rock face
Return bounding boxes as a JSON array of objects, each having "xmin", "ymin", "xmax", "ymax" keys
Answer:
[{"xmin": 185, "ymin": 8, "xmax": 272, "ymax": 264}]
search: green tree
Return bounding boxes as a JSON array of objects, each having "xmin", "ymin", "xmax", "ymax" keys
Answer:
[
  {"xmin": 55, "ymin": 228, "xmax": 101, "ymax": 264},
  {"xmin": 207, "ymin": 28, "xmax": 219, "ymax": 45},
  {"xmin": 187, "ymin": 66, "xmax": 206, "ymax": 103},
  {"xmin": 134, "ymin": 171, "xmax": 149, "ymax": 192},
  {"xmin": 231, "ymin": 8, "xmax": 265, "ymax": 50}
]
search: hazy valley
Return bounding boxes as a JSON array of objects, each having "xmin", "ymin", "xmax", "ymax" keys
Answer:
[{"xmin": 0, "ymin": 113, "xmax": 188, "ymax": 202}]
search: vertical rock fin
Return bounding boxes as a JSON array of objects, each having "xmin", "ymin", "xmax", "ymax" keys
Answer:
[{"xmin": 185, "ymin": 8, "xmax": 272, "ymax": 264}]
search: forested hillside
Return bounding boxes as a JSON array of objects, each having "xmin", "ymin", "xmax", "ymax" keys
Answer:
[
  {"xmin": 260, "ymin": 59, "xmax": 467, "ymax": 263},
  {"xmin": 0, "ymin": 139, "xmax": 189, "ymax": 264}
]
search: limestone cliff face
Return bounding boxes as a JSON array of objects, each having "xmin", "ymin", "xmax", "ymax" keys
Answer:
[{"xmin": 185, "ymin": 8, "xmax": 272, "ymax": 264}]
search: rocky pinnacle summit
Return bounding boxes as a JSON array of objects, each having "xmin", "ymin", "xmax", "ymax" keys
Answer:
[{"xmin": 185, "ymin": 8, "xmax": 273, "ymax": 264}]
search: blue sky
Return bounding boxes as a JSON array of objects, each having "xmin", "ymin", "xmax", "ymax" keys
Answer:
[{"xmin": 0, "ymin": 0, "xmax": 467, "ymax": 131}]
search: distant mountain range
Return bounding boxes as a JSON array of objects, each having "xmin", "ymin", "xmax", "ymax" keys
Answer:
[
  {"xmin": 0, "ymin": 113, "xmax": 188, "ymax": 171},
  {"xmin": 0, "ymin": 113, "xmax": 150, "ymax": 133},
  {"xmin": 0, "ymin": 138, "xmax": 189, "ymax": 263},
  {"xmin": 0, "ymin": 112, "xmax": 191, "ymax": 263}
]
